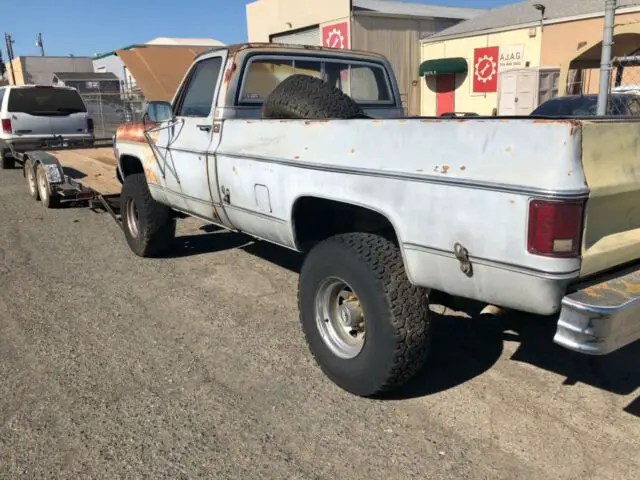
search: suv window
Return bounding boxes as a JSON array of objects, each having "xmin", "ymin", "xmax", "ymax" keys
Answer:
[
  {"xmin": 239, "ymin": 57, "xmax": 392, "ymax": 104},
  {"xmin": 176, "ymin": 57, "xmax": 223, "ymax": 117},
  {"xmin": 0, "ymin": 88, "xmax": 5, "ymax": 108},
  {"xmin": 7, "ymin": 87, "xmax": 86, "ymax": 115}
]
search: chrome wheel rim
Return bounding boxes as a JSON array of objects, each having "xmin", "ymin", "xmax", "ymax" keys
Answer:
[
  {"xmin": 37, "ymin": 169, "xmax": 48, "ymax": 202},
  {"xmin": 315, "ymin": 277, "xmax": 366, "ymax": 359},
  {"xmin": 26, "ymin": 165, "xmax": 36, "ymax": 196},
  {"xmin": 126, "ymin": 198, "xmax": 139, "ymax": 238}
]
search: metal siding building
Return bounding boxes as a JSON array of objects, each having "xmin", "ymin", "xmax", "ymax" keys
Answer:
[{"xmin": 246, "ymin": 0, "xmax": 482, "ymax": 115}]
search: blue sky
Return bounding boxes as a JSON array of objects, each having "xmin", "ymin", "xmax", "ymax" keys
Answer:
[{"xmin": 2, "ymin": 0, "xmax": 517, "ymax": 58}]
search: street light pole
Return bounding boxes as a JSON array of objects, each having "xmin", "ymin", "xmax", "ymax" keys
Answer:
[{"xmin": 597, "ymin": 0, "xmax": 617, "ymax": 115}]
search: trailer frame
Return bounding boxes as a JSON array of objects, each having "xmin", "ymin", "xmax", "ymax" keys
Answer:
[{"xmin": 1, "ymin": 135, "xmax": 123, "ymax": 230}]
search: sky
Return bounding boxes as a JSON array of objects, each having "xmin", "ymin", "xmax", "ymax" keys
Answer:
[{"xmin": 1, "ymin": 0, "xmax": 518, "ymax": 58}]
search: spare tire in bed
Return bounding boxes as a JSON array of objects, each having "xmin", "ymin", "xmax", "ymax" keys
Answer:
[{"xmin": 261, "ymin": 74, "xmax": 365, "ymax": 120}]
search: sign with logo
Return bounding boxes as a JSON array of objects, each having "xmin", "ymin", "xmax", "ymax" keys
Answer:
[
  {"xmin": 499, "ymin": 44, "xmax": 525, "ymax": 71},
  {"xmin": 322, "ymin": 22, "xmax": 349, "ymax": 49},
  {"xmin": 473, "ymin": 46, "xmax": 499, "ymax": 93}
]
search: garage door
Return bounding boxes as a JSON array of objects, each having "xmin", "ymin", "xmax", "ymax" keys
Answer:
[{"xmin": 271, "ymin": 27, "xmax": 321, "ymax": 47}]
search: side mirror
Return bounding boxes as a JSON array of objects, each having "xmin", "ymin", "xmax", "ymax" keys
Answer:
[{"xmin": 145, "ymin": 101, "xmax": 174, "ymax": 123}]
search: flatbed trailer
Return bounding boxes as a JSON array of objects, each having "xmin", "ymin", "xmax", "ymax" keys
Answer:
[{"xmin": 2, "ymin": 136, "xmax": 123, "ymax": 227}]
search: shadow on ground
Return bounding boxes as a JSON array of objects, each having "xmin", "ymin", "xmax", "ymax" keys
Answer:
[{"xmin": 163, "ymin": 229, "xmax": 640, "ymax": 414}]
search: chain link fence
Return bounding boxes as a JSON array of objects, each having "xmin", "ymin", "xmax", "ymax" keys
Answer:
[
  {"xmin": 606, "ymin": 55, "xmax": 640, "ymax": 115},
  {"xmin": 80, "ymin": 91, "xmax": 145, "ymax": 138}
]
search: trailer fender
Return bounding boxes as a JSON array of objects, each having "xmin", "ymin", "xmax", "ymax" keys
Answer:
[{"xmin": 25, "ymin": 151, "xmax": 65, "ymax": 185}]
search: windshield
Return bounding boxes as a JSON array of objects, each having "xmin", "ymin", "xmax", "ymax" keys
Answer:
[{"xmin": 8, "ymin": 87, "xmax": 87, "ymax": 116}]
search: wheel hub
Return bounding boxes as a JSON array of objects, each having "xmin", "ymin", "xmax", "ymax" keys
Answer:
[{"xmin": 315, "ymin": 278, "xmax": 366, "ymax": 359}]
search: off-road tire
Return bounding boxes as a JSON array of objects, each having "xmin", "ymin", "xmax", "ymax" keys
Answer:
[
  {"xmin": 262, "ymin": 74, "xmax": 365, "ymax": 119},
  {"xmin": 298, "ymin": 232, "xmax": 431, "ymax": 397},
  {"xmin": 36, "ymin": 164, "xmax": 60, "ymax": 208},
  {"xmin": 120, "ymin": 173, "xmax": 176, "ymax": 257},
  {"xmin": 1, "ymin": 150, "xmax": 15, "ymax": 170}
]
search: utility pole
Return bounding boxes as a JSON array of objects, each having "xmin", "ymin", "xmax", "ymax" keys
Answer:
[
  {"xmin": 597, "ymin": 0, "xmax": 617, "ymax": 115},
  {"xmin": 4, "ymin": 33, "xmax": 16, "ymax": 85},
  {"xmin": 35, "ymin": 32, "xmax": 45, "ymax": 56}
]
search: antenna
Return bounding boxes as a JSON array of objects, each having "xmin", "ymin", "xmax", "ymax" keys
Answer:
[{"xmin": 35, "ymin": 32, "xmax": 45, "ymax": 56}]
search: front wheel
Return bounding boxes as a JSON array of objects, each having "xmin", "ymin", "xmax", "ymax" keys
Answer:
[
  {"xmin": 120, "ymin": 173, "xmax": 176, "ymax": 257},
  {"xmin": 298, "ymin": 233, "xmax": 431, "ymax": 397}
]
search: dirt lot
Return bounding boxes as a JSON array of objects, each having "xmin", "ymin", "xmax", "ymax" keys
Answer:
[{"xmin": 0, "ymin": 166, "xmax": 639, "ymax": 479}]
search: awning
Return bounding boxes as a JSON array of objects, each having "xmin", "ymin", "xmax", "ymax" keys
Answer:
[{"xmin": 419, "ymin": 57, "xmax": 467, "ymax": 77}]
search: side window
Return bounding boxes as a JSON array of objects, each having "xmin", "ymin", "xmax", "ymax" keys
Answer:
[
  {"xmin": 0, "ymin": 88, "xmax": 5, "ymax": 109},
  {"xmin": 175, "ymin": 57, "xmax": 223, "ymax": 118},
  {"xmin": 240, "ymin": 58, "xmax": 322, "ymax": 102},
  {"xmin": 324, "ymin": 62, "xmax": 391, "ymax": 102}
]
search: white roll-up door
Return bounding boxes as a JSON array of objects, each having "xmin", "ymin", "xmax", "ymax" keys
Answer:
[{"xmin": 271, "ymin": 27, "xmax": 321, "ymax": 47}]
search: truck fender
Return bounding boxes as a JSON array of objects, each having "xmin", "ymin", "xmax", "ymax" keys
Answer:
[{"xmin": 23, "ymin": 151, "xmax": 65, "ymax": 185}]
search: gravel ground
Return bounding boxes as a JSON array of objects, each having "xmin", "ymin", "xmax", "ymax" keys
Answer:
[{"xmin": 1, "ymin": 166, "xmax": 639, "ymax": 479}]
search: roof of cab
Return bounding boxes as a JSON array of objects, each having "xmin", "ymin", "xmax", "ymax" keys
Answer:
[{"xmin": 195, "ymin": 42, "xmax": 389, "ymax": 62}]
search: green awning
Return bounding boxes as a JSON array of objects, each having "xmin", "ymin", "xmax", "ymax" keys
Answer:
[{"xmin": 419, "ymin": 57, "xmax": 468, "ymax": 76}]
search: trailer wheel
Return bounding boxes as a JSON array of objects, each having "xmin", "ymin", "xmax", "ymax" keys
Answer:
[
  {"xmin": 1, "ymin": 150, "xmax": 15, "ymax": 170},
  {"xmin": 298, "ymin": 232, "xmax": 431, "ymax": 397},
  {"xmin": 36, "ymin": 164, "xmax": 59, "ymax": 208},
  {"xmin": 25, "ymin": 159, "xmax": 40, "ymax": 201},
  {"xmin": 120, "ymin": 173, "xmax": 176, "ymax": 257},
  {"xmin": 262, "ymin": 74, "xmax": 365, "ymax": 119}
]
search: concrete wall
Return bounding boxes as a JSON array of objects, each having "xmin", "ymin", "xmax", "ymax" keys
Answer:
[
  {"xmin": 541, "ymin": 12, "xmax": 640, "ymax": 94},
  {"xmin": 5, "ymin": 56, "xmax": 93, "ymax": 85},
  {"xmin": 420, "ymin": 27, "xmax": 542, "ymax": 115},
  {"xmin": 247, "ymin": 0, "xmax": 351, "ymax": 41}
]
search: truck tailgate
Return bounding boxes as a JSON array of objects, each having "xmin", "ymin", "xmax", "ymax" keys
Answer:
[{"xmin": 580, "ymin": 121, "xmax": 640, "ymax": 277}]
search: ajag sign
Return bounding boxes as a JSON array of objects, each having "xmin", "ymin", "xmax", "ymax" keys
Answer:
[{"xmin": 499, "ymin": 44, "xmax": 525, "ymax": 70}]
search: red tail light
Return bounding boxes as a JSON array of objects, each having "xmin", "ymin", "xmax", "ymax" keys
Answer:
[
  {"xmin": 527, "ymin": 199, "xmax": 584, "ymax": 257},
  {"xmin": 1, "ymin": 118, "xmax": 11, "ymax": 134},
  {"xmin": 87, "ymin": 118, "xmax": 94, "ymax": 133}
]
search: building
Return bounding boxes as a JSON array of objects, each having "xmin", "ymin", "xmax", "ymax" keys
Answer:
[
  {"xmin": 246, "ymin": 0, "xmax": 483, "ymax": 115},
  {"xmin": 92, "ymin": 37, "xmax": 225, "ymax": 101},
  {"xmin": 420, "ymin": 0, "xmax": 640, "ymax": 116},
  {"xmin": 4, "ymin": 55, "xmax": 93, "ymax": 85}
]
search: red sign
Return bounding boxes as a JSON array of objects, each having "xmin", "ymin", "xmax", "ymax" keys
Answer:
[
  {"xmin": 322, "ymin": 22, "xmax": 349, "ymax": 49},
  {"xmin": 473, "ymin": 46, "xmax": 499, "ymax": 93}
]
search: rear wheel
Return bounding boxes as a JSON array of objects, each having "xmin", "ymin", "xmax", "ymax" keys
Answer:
[
  {"xmin": 298, "ymin": 233, "xmax": 431, "ymax": 397},
  {"xmin": 120, "ymin": 173, "xmax": 176, "ymax": 257},
  {"xmin": 25, "ymin": 160, "xmax": 40, "ymax": 201},
  {"xmin": 36, "ymin": 164, "xmax": 59, "ymax": 208},
  {"xmin": 1, "ymin": 150, "xmax": 15, "ymax": 170}
]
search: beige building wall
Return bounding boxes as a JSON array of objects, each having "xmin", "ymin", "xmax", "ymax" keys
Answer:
[
  {"xmin": 353, "ymin": 15, "xmax": 449, "ymax": 115},
  {"xmin": 421, "ymin": 27, "xmax": 542, "ymax": 116},
  {"xmin": 247, "ymin": 0, "xmax": 351, "ymax": 42},
  {"xmin": 541, "ymin": 12, "xmax": 640, "ymax": 94},
  {"xmin": 5, "ymin": 58, "xmax": 26, "ymax": 85}
]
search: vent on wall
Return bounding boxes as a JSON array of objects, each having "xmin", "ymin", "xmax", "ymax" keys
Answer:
[{"xmin": 528, "ymin": 28, "xmax": 537, "ymax": 38}]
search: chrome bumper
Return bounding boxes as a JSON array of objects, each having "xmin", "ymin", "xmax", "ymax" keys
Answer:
[{"xmin": 554, "ymin": 265, "xmax": 640, "ymax": 355}]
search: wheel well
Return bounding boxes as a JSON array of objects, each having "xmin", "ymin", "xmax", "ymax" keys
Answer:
[
  {"xmin": 292, "ymin": 197, "xmax": 398, "ymax": 251},
  {"xmin": 119, "ymin": 155, "xmax": 144, "ymax": 179}
]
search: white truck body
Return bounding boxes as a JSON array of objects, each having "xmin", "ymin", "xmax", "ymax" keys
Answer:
[{"xmin": 113, "ymin": 44, "xmax": 640, "ymax": 396}]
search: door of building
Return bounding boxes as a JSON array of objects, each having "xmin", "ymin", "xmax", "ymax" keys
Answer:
[
  {"xmin": 498, "ymin": 69, "xmax": 538, "ymax": 115},
  {"xmin": 435, "ymin": 74, "xmax": 455, "ymax": 116}
]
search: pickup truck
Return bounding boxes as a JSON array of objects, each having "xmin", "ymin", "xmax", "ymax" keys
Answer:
[{"xmin": 112, "ymin": 43, "xmax": 640, "ymax": 398}]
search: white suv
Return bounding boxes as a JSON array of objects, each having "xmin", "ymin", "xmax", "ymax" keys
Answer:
[{"xmin": 0, "ymin": 85, "xmax": 94, "ymax": 169}]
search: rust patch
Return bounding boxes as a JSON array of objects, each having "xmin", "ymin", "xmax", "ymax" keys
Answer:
[
  {"xmin": 416, "ymin": 168, "xmax": 424, "ymax": 172},
  {"xmin": 350, "ymin": 149, "xmax": 355, "ymax": 155},
  {"xmin": 144, "ymin": 166, "xmax": 159, "ymax": 185},
  {"xmin": 223, "ymin": 62, "xmax": 237, "ymax": 84},
  {"xmin": 232, "ymin": 165, "xmax": 237, "ymax": 174},
  {"xmin": 294, "ymin": 156, "xmax": 300, "ymax": 160},
  {"xmin": 568, "ymin": 171, "xmax": 573, "ymax": 176},
  {"xmin": 460, "ymin": 166, "xmax": 466, "ymax": 171},
  {"xmin": 441, "ymin": 165, "xmax": 450, "ymax": 174}
]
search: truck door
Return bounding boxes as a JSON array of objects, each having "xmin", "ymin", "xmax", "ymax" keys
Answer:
[{"xmin": 163, "ymin": 51, "xmax": 232, "ymax": 226}]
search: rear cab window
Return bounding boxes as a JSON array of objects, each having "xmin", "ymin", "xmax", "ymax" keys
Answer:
[
  {"xmin": 238, "ymin": 55, "xmax": 393, "ymax": 106},
  {"xmin": 7, "ymin": 87, "xmax": 87, "ymax": 115}
]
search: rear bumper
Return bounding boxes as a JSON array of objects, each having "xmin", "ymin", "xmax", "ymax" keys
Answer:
[
  {"xmin": 2, "ymin": 134, "xmax": 94, "ymax": 153},
  {"xmin": 554, "ymin": 265, "xmax": 640, "ymax": 355}
]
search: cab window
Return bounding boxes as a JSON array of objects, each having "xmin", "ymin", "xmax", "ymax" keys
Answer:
[{"xmin": 175, "ymin": 57, "xmax": 223, "ymax": 118}]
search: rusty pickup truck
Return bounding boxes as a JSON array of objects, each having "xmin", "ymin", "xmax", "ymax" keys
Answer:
[{"xmin": 112, "ymin": 43, "xmax": 640, "ymax": 398}]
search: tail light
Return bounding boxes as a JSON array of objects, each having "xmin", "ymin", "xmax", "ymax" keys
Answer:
[
  {"xmin": 87, "ymin": 118, "xmax": 94, "ymax": 133},
  {"xmin": 527, "ymin": 199, "xmax": 584, "ymax": 257},
  {"xmin": 1, "ymin": 118, "xmax": 11, "ymax": 134}
]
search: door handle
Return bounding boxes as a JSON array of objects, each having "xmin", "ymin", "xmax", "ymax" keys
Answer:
[{"xmin": 197, "ymin": 124, "xmax": 212, "ymax": 132}]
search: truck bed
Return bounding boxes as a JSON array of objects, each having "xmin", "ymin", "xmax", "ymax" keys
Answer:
[{"xmin": 48, "ymin": 148, "xmax": 120, "ymax": 195}]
